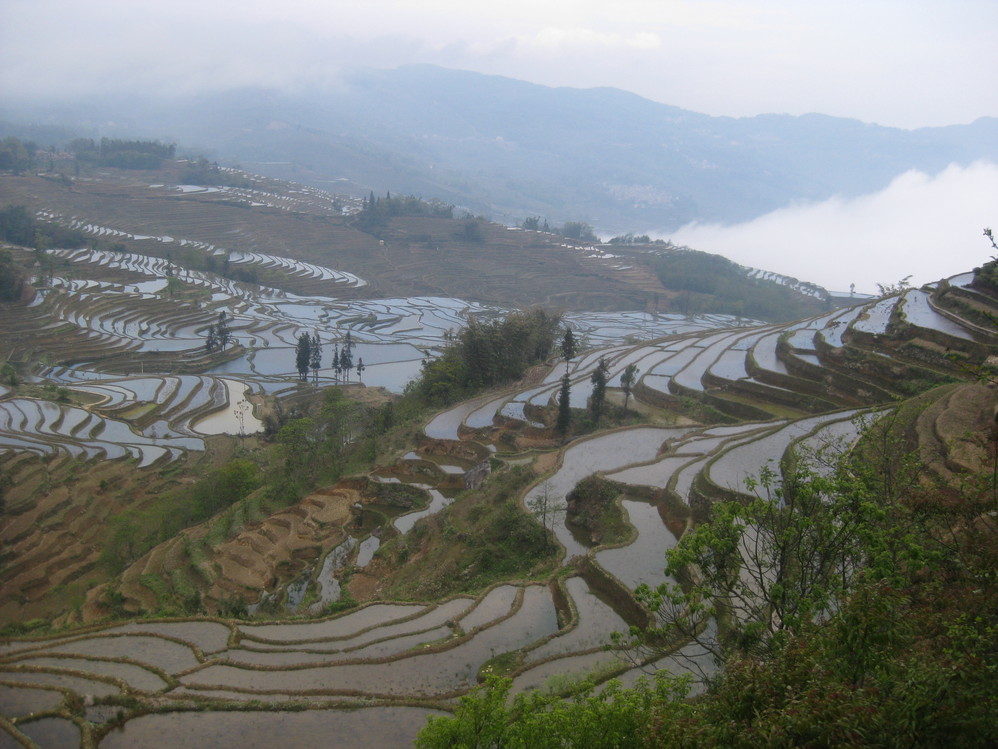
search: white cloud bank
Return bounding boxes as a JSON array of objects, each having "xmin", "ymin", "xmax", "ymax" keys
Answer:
[{"xmin": 666, "ymin": 162, "xmax": 998, "ymax": 295}]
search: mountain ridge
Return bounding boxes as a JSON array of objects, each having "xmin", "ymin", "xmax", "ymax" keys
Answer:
[{"xmin": 2, "ymin": 64, "xmax": 996, "ymax": 234}]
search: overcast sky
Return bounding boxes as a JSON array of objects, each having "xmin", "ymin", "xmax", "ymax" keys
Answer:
[
  {"xmin": 3, "ymin": 0, "xmax": 996, "ymax": 292},
  {"xmin": 2, "ymin": 0, "xmax": 996, "ymax": 129}
]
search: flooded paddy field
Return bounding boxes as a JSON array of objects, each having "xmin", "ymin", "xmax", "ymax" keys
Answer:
[
  {"xmin": 3, "ymin": 196, "xmax": 995, "ymax": 747},
  {"xmin": 98, "ymin": 706, "xmax": 443, "ymax": 749}
]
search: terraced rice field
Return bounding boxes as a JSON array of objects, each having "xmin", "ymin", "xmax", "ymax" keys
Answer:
[{"xmin": 3, "ymin": 170, "xmax": 998, "ymax": 746}]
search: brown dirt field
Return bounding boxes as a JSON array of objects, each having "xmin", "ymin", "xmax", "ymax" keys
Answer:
[{"xmin": 0, "ymin": 170, "xmax": 668, "ymax": 312}]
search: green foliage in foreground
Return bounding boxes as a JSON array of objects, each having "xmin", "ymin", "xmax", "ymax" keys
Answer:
[
  {"xmin": 418, "ymin": 675, "xmax": 684, "ymax": 749},
  {"xmin": 422, "ymin": 574, "xmax": 997, "ymax": 747},
  {"xmin": 418, "ymin": 411, "xmax": 998, "ymax": 747}
]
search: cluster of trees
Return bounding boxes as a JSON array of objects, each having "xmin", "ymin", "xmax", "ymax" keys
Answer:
[
  {"xmin": 204, "ymin": 312, "xmax": 232, "ymax": 353},
  {"xmin": 272, "ymin": 388, "xmax": 378, "ymax": 501},
  {"xmin": 650, "ymin": 249, "xmax": 830, "ymax": 322},
  {"xmin": 68, "ymin": 137, "xmax": 175, "ymax": 170},
  {"xmin": 0, "ymin": 249, "xmax": 28, "ymax": 302},
  {"xmin": 606, "ymin": 233, "xmax": 670, "ymax": 245},
  {"xmin": 520, "ymin": 217, "xmax": 599, "ymax": 243},
  {"xmin": 295, "ymin": 330, "xmax": 364, "ymax": 384},
  {"xmin": 0, "ymin": 204, "xmax": 87, "ymax": 250},
  {"xmin": 0, "ymin": 137, "xmax": 37, "ymax": 174},
  {"xmin": 179, "ymin": 157, "xmax": 249, "ymax": 187},
  {"xmin": 412, "ymin": 308, "xmax": 563, "ymax": 406},
  {"xmin": 555, "ymin": 330, "xmax": 638, "ymax": 439},
  {"xmin": 296, "ymin": 332, "xmax": 322, "ymax": 382},
  {"xmin": 355, "ymin": 191, "xmax": 454, "ymax": 234},
  {"xmin": 362, "ymin": 191, "xmax": 454, "ymax": 218},
  {"xmin": 419, "ymin": 410, "xmax": 998, "ymax": 746}
]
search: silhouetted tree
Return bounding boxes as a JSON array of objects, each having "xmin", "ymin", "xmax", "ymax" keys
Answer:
[
  {"xmin": 556, "ymin": 373, "xmax": 572, "ymax": 438},
  {"xmin": 589, "ymin": 356, "xmax": 610, "ymax": 425},
  {"xmin": 340, "ymin": 333, "xmax": 354, "ymax": 380},
  {"xmin": 205, "ymin": 324, "xmax": 218, "ymax": 353},
  {"xmin": 561, "ymin": 329, "xmax": 576, "ymax": 374},
  {"xmin": 621, "ymin": 364, "xmax": 638, "ymax": 412},
  {"xmin": 295, "ymin": 332, "xmax": 312, "ymax": 381},
  {"xmin": 309, "ymin": 332, "xmax": 321, "ymax": 384},
  {"xmin": 216, "ymin": 311, "xmax": 231, "ymax": 350}
]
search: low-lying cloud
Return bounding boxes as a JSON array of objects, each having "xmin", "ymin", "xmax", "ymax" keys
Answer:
[{"xmin": 666, "ymin": 161, "xmax": 998, "ymax": 294}]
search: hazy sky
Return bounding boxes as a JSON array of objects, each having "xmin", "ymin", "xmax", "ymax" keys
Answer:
[
  {"xmin": 3, "ymin": 0, "xmax": 996, "ymax": 291},
  {"xmin": 2, "ymin": 0, "xmax": 996, "ymax": 129}
]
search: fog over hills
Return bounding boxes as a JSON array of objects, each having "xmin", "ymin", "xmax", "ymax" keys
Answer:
[
  {"xmin": 4, "ymin": 65, "xmax": 998, "ymax": 292},
  {"xmin": 4, "ymin": 65, "xmax": 996, "ymax": 235}
]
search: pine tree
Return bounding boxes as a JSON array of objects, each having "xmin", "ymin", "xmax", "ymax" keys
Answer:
[
  {"xmin": 309, "ymin": 333, "xmax": 321, "ymax": 384},
  {"xmin": 216, "ymin": 311, "xmax": 231, "ymax": 350},
  {"xmin": 340, "ymin": 334, "xmax": 354, "ymax": 378},
  {"xmin": 621, "ymin": 364, "xmax": 638, "ymax": 412},
  {"xmin": 589, "ymin": 356, "xmax": 609, "ymax": 425},
  {"xmin": 356, "ymin": 357, "xmax": 366, "ymax": 382},
  {"xmin": 295, "ymin": 332, "xmax": 311, "ymax": 381},
  {"xmin": 556, "ymin": 373, "xmax": 572, "ymax": 438},
  {"xmin": 205, "ymin": 324, "xmax": 218, "ymax": 353},
  {"xmin": 561, "ymin": 328, "xmax": 577, "ymax": 374}
]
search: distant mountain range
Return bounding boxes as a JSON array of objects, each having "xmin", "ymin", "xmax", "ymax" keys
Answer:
[{"xmin": 3, "ymin": 64, "xmax": 996, "ymax": 235}]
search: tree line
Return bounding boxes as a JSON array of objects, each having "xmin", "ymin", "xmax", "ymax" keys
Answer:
[
  {"xmin": 68, "ymin": 137, "xmax": 176, "ymax": 170},
  {"xmin": 0, "ymin": 204, "xmax": 88, "ymax": 250},
  {"xmin": 520, "ymin": 216, "xmax": 599, "ymax": 243},
  {"xmin": 650, "ymin": 249, "xmax": 830, "ymax": 322},
  {"xmin": 0, "ymin": 137, "xmax": 38, "ymax": 175},
  {"xmin": 355, "ymin": 191, "xmax": 455, "ymax": 235},
  {"xmin": 294, "ymin": 330, "xmax": 364, "ymax": 384},
  {"xmin": 412, "ymin": 308, "xmax": 563, "ymax": 406}
]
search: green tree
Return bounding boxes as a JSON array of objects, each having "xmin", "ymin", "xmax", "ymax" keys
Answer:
[
  {"xmin": 0, "ymin": 205, "xmax": 36, "ymax": 246},
  {"xmin": 165, "ymin": 275, "xmax": 184, "ymax": 300},
  {"xmin": 0, "ymin": 248, "xmax": 28, "ymax": 301},
  {"xmin": 216, "ymin": 311, "xmax": 231, "ymax": 350},
  {"xmin": 295, "ymin": 332, "xmax": 312, "ymax": 381},
  {"xmin": 560, "ymin": 221, "xmax": 598, "ymax": 243},
  {"xmin": 620, "ymin": 364, "xmax": 638, "ymax": 412},
  {"xmin": 629, "ymin": 422, "xmax": 938, "ymax": 671},
  {"xmin": 0, "ymin": 137, "xmax": 35, "ymax": 174},
  {"xmin": 556, "ymin": 373, "xmax": 572, "ymax": 438},
  {"xmin": 0, "ymin": 363, "xmax": 18, "ymax": 387},
  {"xmin": 340, "ymin": 332, "xmax": 354, "ymax": 380},
  {"xmin": 205, "ymin": 324, "xmax": 218, "ymax": 353},
  {"xmin": 589, "ymin": 356, "xmax": 609, "ymax": 425},
  {"xmin": 561, "ymin": 328, "xmax": 576, "ymax": 373},
  {"xmin": 414, "ymin": 308, "xmax": 562, "ymax": 406},
  {"xmin": 309, "ymin": 332, "xmax": 321, "ymax": 384},
  {"xmin": 462, "ymin": 219, "xmax": 485, "ymax": 243}
]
